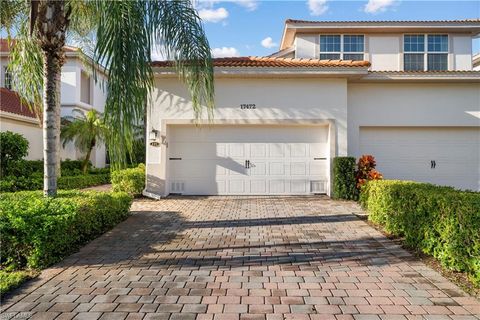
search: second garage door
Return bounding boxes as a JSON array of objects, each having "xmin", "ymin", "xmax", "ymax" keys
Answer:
[
  {"xmin": 360, "ymin": 127, "xmax": 480, "ymax": 191},
  {"xmin": 167, "ymin": 125, "xmax": 329, "ymax": 195}
]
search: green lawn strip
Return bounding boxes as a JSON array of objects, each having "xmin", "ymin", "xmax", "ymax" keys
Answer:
[{"xmin": 0, "ymin": 270, "xmax": 38, "ymax": 296}]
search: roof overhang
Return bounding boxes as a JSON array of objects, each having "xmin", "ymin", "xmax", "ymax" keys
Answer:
[
  {"xmin": 153, "ymin": 66, "xmax": 369, "ymax": 79},
  {"xmin": 280, "ymin": 20, "xmax": 480, "ymax": 50},
  {"xmin": 356, "ymin": 71, "xmax": 480, "ymax": 83}
]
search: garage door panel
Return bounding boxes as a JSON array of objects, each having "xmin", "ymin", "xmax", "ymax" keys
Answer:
[
  {"xmin": 168, "ymin": 125, "xmax": 330, "ymax": 195},
  {"xmin": 360, "ymin": 127, "xmax": 479, "ymax": 191},
  {"xmin": 269, "ymin": 144, "xmax": 286, "ymax": 158},
  {"xmin": 269, "ymin": 162, "xmax": 286, "ymax": 175},
  {"xmin": 250, "ymin": 180, "xmax": 267, "ymax": 193},
  {"xmin": 291, "ymin": 162, "xmax": 307, "ymax": 175}
]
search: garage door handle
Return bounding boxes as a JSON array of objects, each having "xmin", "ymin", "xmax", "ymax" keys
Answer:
[
  {"xmin": 245, "ymin": 160, "xmax": 250, "ymax": 169},
  {"xmin": 314, "ymin": 157, "xmax": 327, "ymax": 160},
  {"xmin": 169, "ymin": 157, "xmax": 182, "ymax": 160}
]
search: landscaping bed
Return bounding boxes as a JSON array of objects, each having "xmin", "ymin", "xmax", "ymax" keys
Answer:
[
  {"xmin": 0, "ymin": 190, "xmax": 132, "ymax": 296},
  {"xmin": 0, "ymin": 160, "xmax": 111, "ymax": 192},
  {"xmin": 360, "ymin": 179, "xmax": 480, "ymax": 288}
]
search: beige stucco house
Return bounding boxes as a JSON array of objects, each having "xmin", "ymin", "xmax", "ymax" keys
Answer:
[
  {"xmin": 146, "ymin": 19, "xmax": 480, "ymax": 197},
  {"xmin": 0, "ymin": 39, "xmax": 108, "ymax": 167}
]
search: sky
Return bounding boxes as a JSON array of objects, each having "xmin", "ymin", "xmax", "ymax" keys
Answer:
[{"xmin": 190, "ymin": 0, "xmax": 480, "ymax": 58}]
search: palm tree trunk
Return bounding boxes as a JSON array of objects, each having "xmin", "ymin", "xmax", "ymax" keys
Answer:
[
  {"xmin": 35, "ymin": 0, "xmax": 69, "ymax": 196},
  {"xmin": 82, "ymin": 146, "xmax": 93, "ymax": 174},
  {"xmin": 43, "ymin": 52, "xmax": 62, "ymax": 196},
  {"xmin": 56, "ymin": 74, "xmax": 62, "ymax": 177}
]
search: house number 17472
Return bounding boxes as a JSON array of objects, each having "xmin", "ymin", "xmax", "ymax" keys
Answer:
[{"xmin": 240, "ymin": 104, "xmax": 256, "ymax": 109}]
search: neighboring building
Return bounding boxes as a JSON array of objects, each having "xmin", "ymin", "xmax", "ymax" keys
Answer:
[
  {"xmin": 474, "ymin": 53, "xmax": 480, "ymax": 71},
  {"xmin": 145, "ymin": 19, "xmax": 480, "ymax": 197},
  {"xmin": 0, "ymin": 39, "xmax": 107, "ymax": 167}
]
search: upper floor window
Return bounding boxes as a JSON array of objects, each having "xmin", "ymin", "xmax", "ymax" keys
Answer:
[
  {"xmin": 404, "ymin": 34, "xmax": 448, "ymax": 71},
  {"xmin": 319, "ymin": 35, "xmax": 364, "ymax": 61},
  {"xmin": 3, "ymin": 67, "xmax": 12, "ymax": 90}
]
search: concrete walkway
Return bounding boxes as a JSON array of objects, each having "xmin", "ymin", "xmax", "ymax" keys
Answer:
[{"xmin": 2, "ymin": 196, "xmax": 479, "ymax": 320}]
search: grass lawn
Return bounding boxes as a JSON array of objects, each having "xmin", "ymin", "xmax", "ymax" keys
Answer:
[{"xmin": 0, "ymin": 270, "xmax": 38, "ymax": 295}]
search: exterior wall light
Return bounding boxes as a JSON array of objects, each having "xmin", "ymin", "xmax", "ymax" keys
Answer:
[{"xmin": 149, "ymin": 129, "xmax": 158, "ymax": 141}]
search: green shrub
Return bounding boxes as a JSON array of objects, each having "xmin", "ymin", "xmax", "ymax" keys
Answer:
[
  {"xmin": 332, "ymin": 157, "xmax": 358, "ymax": 200},
  {"xmin": 0, "ymin": 190, "xmax": 132, "ymax": 270},
  {"xmin": 3, "ymin": 159, "xmax": 43, "ymax": 177},
  {"xmin": 0, "ymin": 131, "xmax": 29, "ymax": 177},
  {"xmin": 0, "ymin": 173, "xmax": 110, "ymax": 192},
  {"xmin": 111, "ymin": 164, "xmax": 145, "ymax": 196},
  {"xmin": 57, "ymin": 173, "xmax": 111, "ymax": 189},
  {"xmin": 360, "ymin": 180, "xmax": 480, "ymax": 286},
  {"xmin": 61, "ymin": 159, "xmax": 91, "ymax": 172}
]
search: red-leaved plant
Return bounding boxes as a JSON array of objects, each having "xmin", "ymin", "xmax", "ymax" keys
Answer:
[{"xmin": 356, "ymin": 155, "xmax": 383, "ymax": 189}]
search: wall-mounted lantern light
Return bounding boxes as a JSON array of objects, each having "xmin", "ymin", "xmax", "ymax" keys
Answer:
[
  {"xmin": 149, "ymin": 129, "xmax": 158, "ymax": 141},
  {"xmin": 149, "ymin": 129, "xmax": 160, "ymax": 147}
]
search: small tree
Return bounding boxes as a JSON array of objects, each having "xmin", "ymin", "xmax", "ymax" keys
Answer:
[
  {"xmin": 61, "ymin": 110, "xmax": 108, "ymax": 173},
  {"xmin": 0, "ymin": 131, "xmax": 29, "ymax": 176},
  {"xmin": 356, "ymin": 155, "xmax": 383, "ymax": 189}
]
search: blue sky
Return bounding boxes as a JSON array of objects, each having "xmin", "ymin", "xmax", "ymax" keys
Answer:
[{"xmin": 196, "ymin": 0, "xmax": 480, "ymax": 57}]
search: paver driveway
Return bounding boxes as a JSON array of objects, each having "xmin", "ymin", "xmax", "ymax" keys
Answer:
[{"xmin": 2, "ymin": 196, "xmax": 479, "ymax": 320}]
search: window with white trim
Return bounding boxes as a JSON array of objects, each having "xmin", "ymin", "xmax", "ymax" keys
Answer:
[
  {"xmin": 3, "ymin": 67, "xmax": 12, "ymax": 90},
  {"xmin": 319, "ymin": 35, "xmax": 364, "ymax": 61},
  {"xmin": 404, "ymin": 34, "xmax": 448, "ymax": 71}
]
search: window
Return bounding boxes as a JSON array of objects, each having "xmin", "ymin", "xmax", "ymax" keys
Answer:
[
  {"xmin": 3, "ymin": 67, "xmax": 12, "ymax": 90},
  {"xmin": 319, "ymin": 35, "xmax": 364, "ymax": 61},
  {"xmin": 427, "ymin": 35, "xmax": 448, "ymax": 71},
  {"xmin": 404, "ymin": 35, "xmax": 425, "ymax": 71},
  {"xmin": 403, "ymin": 34, "xmax": 448, "ymax": 71},
  {"xmin": 319, "ymin": 35, "xmax": 341, "ymax": 60},
  {"xmin": 343, "ymin": 35, "xmax": 364, "ymax": 61}
]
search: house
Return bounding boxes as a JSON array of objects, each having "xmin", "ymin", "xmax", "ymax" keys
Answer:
[
  {"xmin": 474, "ymin": 53, "xmax": 480, "ymax": 70},
  {"xmin": 0, "ymin": 39, "xmax": 107, "ymax": 167},
  {"xmin": 145, "ymin": 19, "xmax": 480, "ymax": 198}
]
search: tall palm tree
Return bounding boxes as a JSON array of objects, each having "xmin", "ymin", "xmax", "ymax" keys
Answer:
[
  {"xmin": 1, "ymin": 0, "xmax": 214, "ymax": 196},
  {"xmin": 61, "ymin": 109, "xmax": 108, "ymax": 173}
]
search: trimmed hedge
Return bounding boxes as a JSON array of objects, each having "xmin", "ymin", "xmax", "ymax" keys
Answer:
[
  {"xmin": 0, "ymin": 173, "xmax": 111, "ymax": 193},
  {"xmin": 0, "ymin": 190, "xmax": 132, "ymax": 270},
  {"xmin": 360, "ymin": 180, "xmax": 480, "ymax": 285},
  {"xmin": 111, "ymin": 164, "xmax": 145, "ymax": 196},
  {"xmin": 332, "ymin": 157, "xmax": 358, "ymax": 200}
]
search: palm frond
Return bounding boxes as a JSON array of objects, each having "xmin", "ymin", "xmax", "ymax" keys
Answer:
[
  {"xmin": 148, "ymin": 0, "xmax": 215, "ymax": 118},
  {"xmin": 93, "ymin": 0, "xmax": 214, "ymax": 169},
  {"xmin": 93, "ymin": 0, "xmax": 153, "ymax": 169},
  {"xmin": 7, "ymin": 22, "xmax": 44, "ymax": 119},
  {"xmin": 0, "ymin": 0, "xmax": 27, "ymax": 37}
]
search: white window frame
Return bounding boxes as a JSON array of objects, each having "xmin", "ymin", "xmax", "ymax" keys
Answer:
[
  {"xmin": 403, "ymin": 34, "xmax": 449, "ymax": 71},
  {"xmin": 319, "ymin": 34, "xmax": 365, "ymax": 60},
  {"xmin": 3, "ymin": 67, "xmax": 12, "ymax": 90}
]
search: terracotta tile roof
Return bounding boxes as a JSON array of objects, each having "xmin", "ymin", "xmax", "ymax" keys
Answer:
[
  {"xmin": 153, "ymin": 56, "xmax": 371, "ymax": 68},
  {"xmin": 0, "ymin": 38, "xmax": 77, "ymax": 53},
  {"xmin": 286, "ymin": 19, "xmax": 480, "ymax": 24},
  {"xmin": 0, "ymin": 88, "xmax": 38, "ymax": 119}
]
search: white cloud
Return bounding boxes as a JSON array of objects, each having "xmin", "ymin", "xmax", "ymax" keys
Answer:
[
  {"xmin": 211, "ymin": 47, "xmax": 240, "ymax": 57},
  {"xmin": 364, "ymin": 0, "xmax": 398, "ymax": 14},
  {"xmin": 197, "ymin": 0, "xmax": 258, "ymax": 11},
  {"xmin": 307, "ymin": 0, "xmax": 328, "ymax": 16},
  {"xmin": 198, "ymin": 7, "xmax": 229, "ymax": 23},
  {"xmin": 231, "ymin": 0, "xmax": 258, "ymax": 11},
  {"xmin": 261, "ymin": 37, "xmax": 278, "ymax": 49}
]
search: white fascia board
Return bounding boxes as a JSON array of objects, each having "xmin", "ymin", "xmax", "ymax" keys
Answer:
[
  {"xmin": 360, "ymin": 72, "xmax": 480, "ymax": 82},
  {"xmin": 153, "ymin": 67, "xmax": 369, "ymax": 78}
]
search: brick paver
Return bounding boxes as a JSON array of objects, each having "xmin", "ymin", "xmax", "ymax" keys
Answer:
[{"xmin": 2, "ymin": 196, "xmax": 479, "ymax": 319}]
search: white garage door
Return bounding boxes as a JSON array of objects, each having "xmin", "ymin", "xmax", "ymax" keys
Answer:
[
  {"xmin": 168, "ymin": 125, "xmax": 329, "ymax": 195},
  {"xmin": 360, "ymin": 127, "xmax": 480, "ymax": 191}
]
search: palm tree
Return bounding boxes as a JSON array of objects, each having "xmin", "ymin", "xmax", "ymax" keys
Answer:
[
  {"xmin": 61, "ymin": 109, "xmax": 108, "ymax": 173},
  {"xmin": 1, "ymin": 0, "xmax": 214, "ymax": 196}
]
